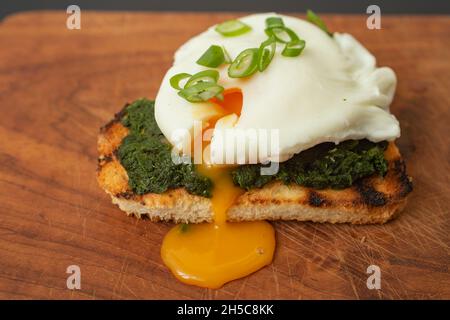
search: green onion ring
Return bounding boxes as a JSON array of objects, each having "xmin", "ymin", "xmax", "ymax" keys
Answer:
[
  {"xmin": 265, "ymin": 27, "xmax": 299, "ymax": 43},
  {"xmin": 282, "ymin": 39, "xmax": 306, "ymax": 57},
  {"xmin": 258, "ymin": 36, "xmax": 276, "ymax": 71},
  {"xmin": 306, "ymin": 9, "xmax": 332, "ymax": 36},
  {"xmin": 265, "ymin": 16, "xmax": 285, "ymax": 29},
  {"xmin": 228, "ymin": 48, "xmax": 259, "ymax": 78},
  {"xmin": 222, "ymin": 46, "xmax": 232, "ymax": 64},
  {"xmin": 169, "ymin": 73, "xmax": 191, "ymax": 90},
  {"xmin": 178, "ymin": 82, "xmax": 224, "ymax": 102},
  {"xmin": 196, "ymin": 45, "xmax": 225, "ymax": 68},
  {"xmin": 215, "ymin": 93, "xmax": 224, "ymax": 101},
  {"xmin": 184, "ymin": 70, "xmax": 220, "ymax": 88},
  {"xmin": 215, "ymin": 19, "xmax": 252, "ymax": 37}
]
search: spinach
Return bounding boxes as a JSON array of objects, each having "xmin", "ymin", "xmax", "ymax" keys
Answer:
[
  {"xmin": 117, "ymin": 99, "xmax": 212, "ymax": 197},
  {"xmin": 231, "ymin": 140, "xmax": 388, "ymax": 190}
]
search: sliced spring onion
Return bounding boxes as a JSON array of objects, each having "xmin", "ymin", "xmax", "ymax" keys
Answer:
[
  {"xmin": 222, "ymin": 46, "xmax": 232, "ymax": 64},
  {"xmin": 265, "ymin": 27, "xmax": 299, "ymax": 43},
  {"xmin": 265, "ymin": 16, "xmax": 284, "ymax": 29},
  {"xmin": 258, "ymin": 36, "xmax": 276, "ymax": 71},
  {"xmin": 196, "ymin": 45, "xmax": 225, "ymax": 68},
  {"xmin": 228, "ymin": 48, "xmax": 259, "ymax": 78},
  {"xmin": 184, "ymin": 70, "xmax": 220, "ymax": 88},
  {"xmin": 178, "ymin": 82, "xmax": 224, "ymax": 102},
  {"xmin": 215, "ymin": 19, "xmax": 251, "ymax": 37},
  {"xmin": 215, "ymin": 93, "xmax": 224, "ymax": 101},
  {"xmin": 282, "ymin": 39, "xmax": 306, "ymax": 57},
  {"xmin": 169, "ymin": 73, "xmax": 191, "ymax": 90},
  {"xmin": 306, "ymin": 9, "xmax": 332, "ymax": 36}
]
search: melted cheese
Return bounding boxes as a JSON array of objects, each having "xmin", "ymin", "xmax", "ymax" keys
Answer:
[{"xmin": 155, "ymin": 13, "xmax": 400, "ymax": 164}]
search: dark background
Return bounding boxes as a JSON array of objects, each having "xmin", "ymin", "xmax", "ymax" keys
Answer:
[{"xmin": 1, "ymin": 0, "xmax": 450, "ymax": 20}]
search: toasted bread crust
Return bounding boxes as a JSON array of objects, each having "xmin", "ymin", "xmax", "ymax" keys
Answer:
[{"xmin": 97, "ymin": 106, "xmax": 412, "ymax": 224}]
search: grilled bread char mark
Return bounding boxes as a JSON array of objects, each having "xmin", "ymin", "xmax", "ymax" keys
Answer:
[{"xmin": 97, "ymin": 105, "xmax": 412, "ymax": 224}]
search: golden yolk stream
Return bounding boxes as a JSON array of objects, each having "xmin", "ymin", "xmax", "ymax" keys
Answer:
[{"xmin": 160, "ymin": 89, "xmax": 276, "ymax": 289}]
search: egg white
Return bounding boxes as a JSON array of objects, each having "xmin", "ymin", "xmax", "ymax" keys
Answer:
[{"xmin": 155, "ymin": 13, "xmax": 400, "ymax": 164}]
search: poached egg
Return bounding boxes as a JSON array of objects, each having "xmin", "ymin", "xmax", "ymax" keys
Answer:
[{"xmin": 155, "ymin": 13, "xmax": 400, "ymax": 164}]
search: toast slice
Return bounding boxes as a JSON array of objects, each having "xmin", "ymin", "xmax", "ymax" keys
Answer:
[{"xmin": 97, "ymin": 106, "xmax": 412, "ymax": 224}]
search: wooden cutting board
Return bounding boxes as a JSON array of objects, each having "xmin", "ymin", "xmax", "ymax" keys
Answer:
[{"xmin": 0, "ymin": 11, "xmax": 448, "ymax": 299}]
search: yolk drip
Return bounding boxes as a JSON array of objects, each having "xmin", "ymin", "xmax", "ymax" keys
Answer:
[
  {"xmin": 160, "ymin": 89, "xmax": 276, "ymax": 289},
  {"xmin": 210, "ymin": 87, "xmax": 243, "ymax": 116}
]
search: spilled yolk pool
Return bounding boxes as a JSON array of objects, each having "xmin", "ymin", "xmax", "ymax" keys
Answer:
[
  {"xmin": 161, "ymin": 166, "xmax": 275, "ymax": 289},
  {"xmin": 160, "ymin": 89, "xmax": 276, "ymax": 289}
]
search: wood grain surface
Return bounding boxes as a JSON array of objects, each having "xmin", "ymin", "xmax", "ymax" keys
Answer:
[{"xmin": 0, "ymin": 11, "xmax": 449, "ymax": 300}]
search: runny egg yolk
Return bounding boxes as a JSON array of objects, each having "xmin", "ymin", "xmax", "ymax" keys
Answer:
[{"xmin": 161, "ymin": 89, "xmax": 276, "ymax": 289}]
